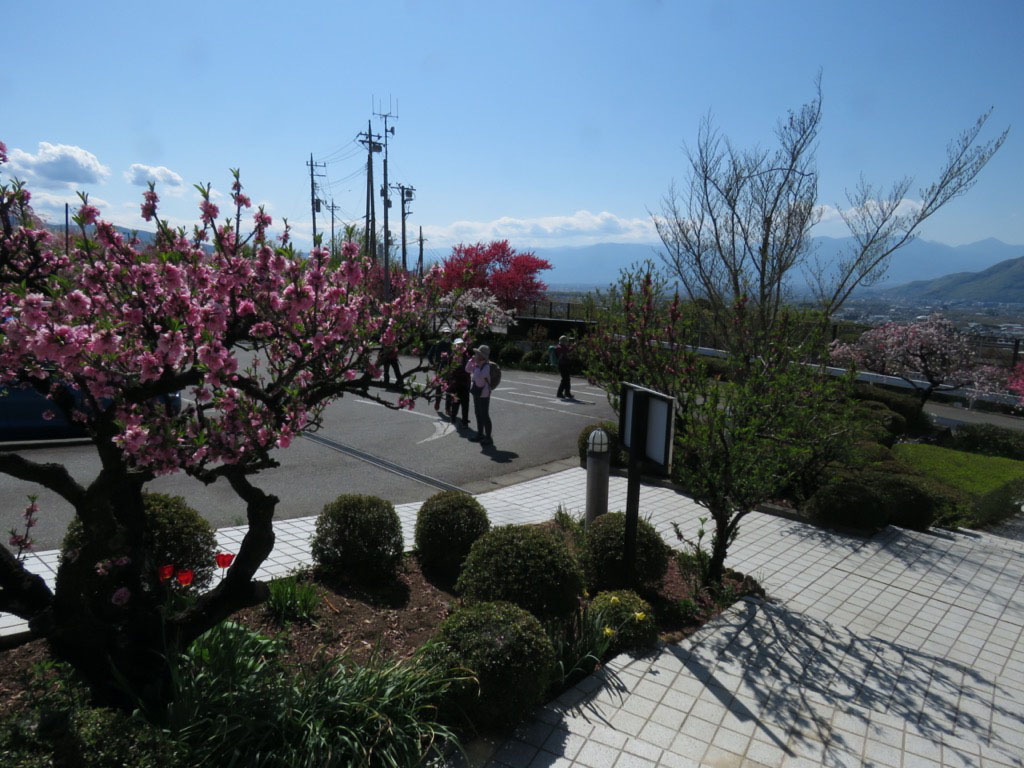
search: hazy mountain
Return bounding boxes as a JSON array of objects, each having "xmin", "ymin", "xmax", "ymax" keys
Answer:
[
  {"xmin": 879, "ymin": 255, "xmax": 1024, "ymax": 303},
  {"xmin": 536, "ymin": 237, "xmax": 1022, "ymax": 293}
]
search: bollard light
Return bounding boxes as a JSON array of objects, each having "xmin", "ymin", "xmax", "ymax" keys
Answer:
[
  {"xmin": 588, "ymin": 428, "xmax": 610, "ymax": 454},
  {"xmin": 586, "ymin": 429, "xmax": 611, "ymax": 528}
]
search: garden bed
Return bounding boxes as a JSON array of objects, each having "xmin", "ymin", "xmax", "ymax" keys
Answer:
[{"xmin": 0, "ymin": 524, "xmax": 762, "ymax": 765}]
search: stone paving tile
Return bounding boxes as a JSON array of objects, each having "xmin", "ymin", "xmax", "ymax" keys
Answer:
[{"xmin": 5, "ymin": 466, "xmax": 1024, "ymax": 768}]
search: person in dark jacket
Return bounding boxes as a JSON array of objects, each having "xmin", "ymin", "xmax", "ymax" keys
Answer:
[
  {"xmin": 445, "ymin": 338, "xmax": 471, "ymax": 426},
  {"xmin": 555, "ymin": 335, "xmax": 574, "ymax": 399}
]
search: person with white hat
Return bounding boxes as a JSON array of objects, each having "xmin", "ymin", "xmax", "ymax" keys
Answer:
[{"xmin": 465, "ymin": 344, "xmax": 494, "ymax": 444}]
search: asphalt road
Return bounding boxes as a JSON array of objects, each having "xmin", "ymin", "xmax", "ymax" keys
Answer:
[{"xmin": 1, "ymin": 365, "xmax": 616, "ymax": 550}]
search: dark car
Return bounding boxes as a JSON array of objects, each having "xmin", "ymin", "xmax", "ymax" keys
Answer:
[{"xmin": 0, "ymin": 381, "xmax": 181, "ymax": 441}]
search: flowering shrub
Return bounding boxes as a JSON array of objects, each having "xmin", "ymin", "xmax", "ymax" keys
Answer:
[
  {"xmin": 0, "ymin": 148, "xmax": 477, "ymax": 705},
  {"xmin": 589, "ymin": 590, "xmax": 658, "ymax": 655}
]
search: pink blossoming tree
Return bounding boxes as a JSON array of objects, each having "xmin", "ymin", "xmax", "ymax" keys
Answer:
[
  {"xmin": 0, "ymin": 152, "xmax": 481, "ymax": 708},
  {"xmin": 831, "ymin": 314, "xmax": 1004, "ymax": 410}
]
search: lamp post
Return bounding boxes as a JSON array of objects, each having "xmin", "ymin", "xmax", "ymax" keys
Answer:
[{"xmin": 585, "ymin": 428, "xmax": 611, "ymax": 528}]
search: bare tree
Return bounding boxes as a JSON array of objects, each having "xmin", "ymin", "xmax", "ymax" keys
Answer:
[{"xmin": 656, "ymin": 76, "xmax": 1008, "ymax": 349}]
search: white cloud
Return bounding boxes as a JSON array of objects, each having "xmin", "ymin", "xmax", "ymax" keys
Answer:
[
  {"xmin": 29, "ymin": 191, "xmax": 112, "ymax": 222},
  {"xmin": 815, "ymin": 198, "xmax": 924, "ymax": 226},
  {"xmin": 124, "ymin": 163, "xmax": 184, "ymax": 188},
  {"xmin": 422, "ymin": 210, "xmax": 659, "ymax": 248},
  {"xmin": 6, "ymin": 142, "xmax": 109, "ymax": 189}
]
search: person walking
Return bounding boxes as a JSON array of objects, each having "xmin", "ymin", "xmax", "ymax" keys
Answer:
[
  {"xmin": 446, "ymin": 338, "xmax": 471, "ymax": 426},
  {"xmin": 381, "ymin": 346, "xmax": 403, "ymax": 389},
  {"xmin": 555, "ymin": 335, "xmax": 574, "ymax": 399},
  {"xmin": 466, "ymin": 344, "xmax": 494, "ymax": 444}
]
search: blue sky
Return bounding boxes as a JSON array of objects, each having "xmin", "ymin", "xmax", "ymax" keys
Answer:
[{"xmin": 3, "ymin": 0, "xmax": 1021, "ymax": 263}]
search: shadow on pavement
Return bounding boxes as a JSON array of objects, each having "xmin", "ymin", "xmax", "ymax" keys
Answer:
[{"xmin": 662, "ymin": 597, "xmax": 1023, "ymax": 767}]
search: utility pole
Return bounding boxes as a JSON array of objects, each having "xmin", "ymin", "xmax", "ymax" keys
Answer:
[
  {"xmin": 374, "ymin": 101, "xmax": 397, "ymax": 297},
  {"xmin": 418, "ymin": 226, "xmax": 425, "ymax": 280},
  {"xmin": 390, "ymin": 183, "xmax": 415, "ymax": 272},
  {"xmin": 326, "ymin": 199, "xmax": 341, "ymax": 259},
  {"xmin": 358, "ymin": 120, "xmax": 382, "ymax": 262},
  {"xmin": 306, "ymin": 153, "xmax": 326, "ymax": 251}
]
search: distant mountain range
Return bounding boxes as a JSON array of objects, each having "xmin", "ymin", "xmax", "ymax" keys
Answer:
[
  {"xmin": 537, "ymin": 237, "xmax": 1024, "ymax": 296},
  {"xmin": 878, "ymin": 255, "xmax": 1024, "ymax": 304}
]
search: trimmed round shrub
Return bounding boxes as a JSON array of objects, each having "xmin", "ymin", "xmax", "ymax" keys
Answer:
[
  {"xmin": 853, "ymin": 384, "xmax": 931, "ymax": 433},
  {"xmin": 860, "ymin": 471, "xmax": 938, "ymax": 531},
  {"xmin": 62, "ymin": 492, "xmax": 217, "ymax": 590},
  {"xmin": 429, "ymin": 601, "xmax": 555, "ymax": 731},
  {"xmin": 311, "ymin": 495, "xmax": 403, "ymax": 582},
  {"xmin": 584, "ymin": 512, "xmax": 669, "ymax": 592},
  {"xmin": 805, "ymin": 479, "xmax": 890, "ymax": 531},
  {"xmin": 499, "ymin": 345, "xmax": 525, "ymax": 366},
  {"xmin": 520, "ymin": 349, "xmax": 547, "ymax": 369},
  {"xmin": 456, "ymin": 524, "xmax": 584, "ymax": 621},
  {"xmin": 855, "ymin": 400, "xmax": 907, "ymax": 437},
  {"xmin": 590, "ymin": 590, "xmax": 658, "ymax": 655},
  {"xmin": 844, "ymin": 440, "xmax": 894, "ymax": 468},
  {"xmin": 415, "ymin": 491, "xmax": 490, "ymax": 579},
  {"xmin": 577, "ymin": 421, "xmax": 626, "ymax": 468}
]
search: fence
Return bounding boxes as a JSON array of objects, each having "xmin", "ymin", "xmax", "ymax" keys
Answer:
[{"xmin": 515, "ymin": 301, "xmax": 1023, "ymax": 369}]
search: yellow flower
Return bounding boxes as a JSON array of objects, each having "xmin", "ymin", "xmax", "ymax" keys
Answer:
[
  {"xmin": 603, "ymin": 626, "xmax": 615, "ymax": 637},
  {"xmin": 634, "ymin": 612, "xmax": 646, "ymax": 622},
  {"xmin": 610, "ymin": 596, "xmax": 620, "ymax": 605}
]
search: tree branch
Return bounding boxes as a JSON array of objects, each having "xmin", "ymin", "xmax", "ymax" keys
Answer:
[{"xmin": 0, "ymin": 453, "xmax": 87, "ymax": 508}]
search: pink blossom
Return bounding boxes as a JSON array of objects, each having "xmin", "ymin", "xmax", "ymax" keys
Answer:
[
  {"xmin": 141, "ymin": 187, "xmax": 159, "ymax": 221},
  {"xmin": 78, "ymin": 204, "xmax": 101, "ymax": 226},
  {"xmin": 0, "ymin": 140, "xmax": 7, "ymax": 164},
  {"xmin": 200, "ymin": 199, "xmax": 220, "ymax": 225},
  {"xmin": 41, "ymin": 409, "xmax": 56, "ymax": 421},
  {"xmin": 111, "ymin": 587, "xmax": 131, "ymax": 606}
]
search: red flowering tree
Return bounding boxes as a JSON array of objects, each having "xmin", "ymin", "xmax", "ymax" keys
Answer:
[
  {"xmin": 831, "ymin": 314, "xmax": 1004, "ymax": 410},
  {"xmin": 438, "ymin": 240, "xmax": 551, "ymax": 310},
  {"xmin": 0, "ymin": 146, "xmax": 475, "ymax": 707}
]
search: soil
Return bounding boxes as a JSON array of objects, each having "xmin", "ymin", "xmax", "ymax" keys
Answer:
[{"xmin": 0, "ymin": 546, "xmax": 763, "ymax": 722}]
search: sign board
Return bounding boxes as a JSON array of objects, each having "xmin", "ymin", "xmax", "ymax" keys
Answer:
[{"xmin": 618, "ymin": 383, "xmax": 675, "ymax": 474}]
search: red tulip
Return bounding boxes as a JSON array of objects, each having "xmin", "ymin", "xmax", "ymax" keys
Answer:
[
  {"xmin": 158, "ymin": 564, "xmax": 174, "ymax": 581},
  {"xmin": 176, "ymin": 569, "xmax": 194, "ymax": 587},
  {"xmin": 215, "ymin": 552, "xmax": 235, "ymax": 569}
]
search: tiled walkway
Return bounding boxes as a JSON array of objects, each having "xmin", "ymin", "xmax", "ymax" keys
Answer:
[{"xmin": 4, "ymin": 467, "xmax": 1024, "ymax": 767}]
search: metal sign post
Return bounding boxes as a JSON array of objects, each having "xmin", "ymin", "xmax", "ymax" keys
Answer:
[{"xmin": 619, "ymin": 383, "xmax": 675, "ymax": 585}]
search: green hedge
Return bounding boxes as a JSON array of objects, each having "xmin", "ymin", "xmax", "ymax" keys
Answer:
[
  {"xmin": 891, "ymin": 443, "xmax": 1024, "ymax": 528},
  {"xmin": 852, "ymin": 383, "xmax": 931, "ymax": 433},
  {"xmin": 944, "ymin": 423, "xmax": 1024, "ymax": 462},
  {"xmin": 311, "ymin": 495, "xmax": 404, "ymax": 582}
]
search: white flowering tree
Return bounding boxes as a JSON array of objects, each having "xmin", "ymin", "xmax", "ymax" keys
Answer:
[{"xmin": 831, "ymin": 314, "xmax": 1004, "ymax": 409}]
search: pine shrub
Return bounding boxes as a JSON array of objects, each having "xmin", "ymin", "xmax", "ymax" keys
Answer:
[
  {"xmin": 311, "ymin": 495, "xmax": 403, "ymax": 582},
  {"xmin": 415, "ymin": 491, "xmax": 490, "ymax": 580},
  {"xmin": 456, "ymin": 524, "xmax": 584, "ymax": 621},
  {"xmin": 583, "ymin": 512, "xmax": 669, "ymax": 592}
]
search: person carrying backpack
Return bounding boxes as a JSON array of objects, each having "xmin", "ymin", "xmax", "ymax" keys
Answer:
[
  {"xmin": 466, "ymin": 344, "xmax": 495, "ymax": 445},
  {"xmin": 555, "ymin": 335, "xmax": 574, "ymax": 399}
]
